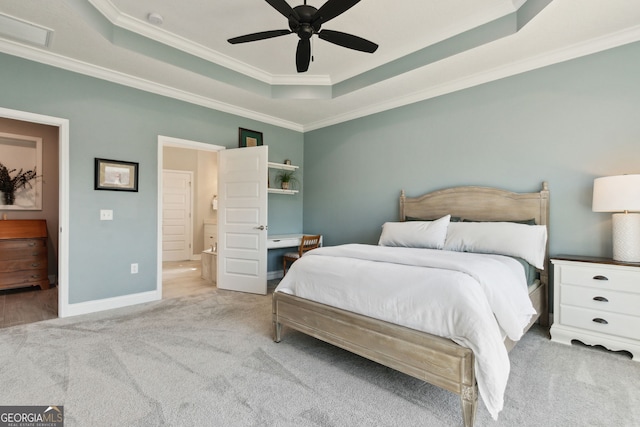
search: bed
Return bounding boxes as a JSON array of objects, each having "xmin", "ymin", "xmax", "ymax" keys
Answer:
[{"xmin": 272, "ymin": 182, "xmax": 550, "ymax": 426}]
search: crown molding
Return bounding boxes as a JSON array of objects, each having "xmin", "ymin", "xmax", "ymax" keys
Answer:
[
  {"xmin": 303, "ymin": 24, "xmax": 640, "ymax": 131},
  {"xmin": 2, "ymin": 19, "xmax": 638, "ymax": 133},
  {"xmin": 0, "ymin": 39, "xmax": 303, "ymax": 132},
  {"xmin": 88, "ymin": 0, "xmax": 332, "ymax": 87}
]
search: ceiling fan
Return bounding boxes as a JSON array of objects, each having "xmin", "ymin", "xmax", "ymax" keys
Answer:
[{"xmin": 227, "ymin": 0, "xmax": 378, "ymax": 73}]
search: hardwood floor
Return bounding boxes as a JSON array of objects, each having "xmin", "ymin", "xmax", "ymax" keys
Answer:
[
  {"xmin": 0, "ymin": 285, "xmax": 58, "ymax": 329},
  {"xmin": 0, "ymin": 260, "xmax": 218, "ymax": 329}
]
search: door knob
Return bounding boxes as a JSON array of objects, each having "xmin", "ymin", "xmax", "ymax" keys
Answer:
[{"xmin": 254, "ymin": 225, "xmax": 267, "ymax": 230}]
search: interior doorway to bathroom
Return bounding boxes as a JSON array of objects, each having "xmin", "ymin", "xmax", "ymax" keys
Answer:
[{"xmin": 157, "ymin": 136, "xmax": 224, "ymax": 300}]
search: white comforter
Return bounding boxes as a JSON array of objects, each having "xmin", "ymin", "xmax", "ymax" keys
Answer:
[{"xmin": 275, "ymin": 244, "xmax": 537, "ymax": 419}]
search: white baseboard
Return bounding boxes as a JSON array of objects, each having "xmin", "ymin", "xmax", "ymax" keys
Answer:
[
  {"xmin": 62, "ymin": 290, "xmax": 160, "ymax": 318},
  {"xmin": 267, "ymin": 270, "xmax": 284, "ymax": 281},
  {"xmin": 63, "ymin": 268, "xmax": 279, "ymax": 318}
]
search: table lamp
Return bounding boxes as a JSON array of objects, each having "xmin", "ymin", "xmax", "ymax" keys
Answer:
[{"xmin": 592, "ymin": 174, "xmax": 640, "ymax": 262}]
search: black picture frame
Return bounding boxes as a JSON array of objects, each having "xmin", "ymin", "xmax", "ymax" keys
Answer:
[
  {"xmin": 238, "ymin": 128, "xmax": 263, "ymax": 148},
  {"xmin": 94, "ymin": 158, "xmax": 139, "ymax": 192}
]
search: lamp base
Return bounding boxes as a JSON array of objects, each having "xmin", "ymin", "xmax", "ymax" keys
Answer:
[{"xmin": 612, "ymin": 213, "xmax": 640, "ymax": 263}]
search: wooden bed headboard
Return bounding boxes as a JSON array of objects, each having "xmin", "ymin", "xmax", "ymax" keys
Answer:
[
  {"xmin": 399, "ymin": 182, "xmax": 550, "ymax": 282},
  {"xmin": 400, "ymin": 182, "xmax": 549, "ymax": 226}
]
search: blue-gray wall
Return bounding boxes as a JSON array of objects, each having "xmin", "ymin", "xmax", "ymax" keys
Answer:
[
  {"xmin": 303, "ymin": 41, "xmax": 640, "ymax": 263},
  {"xmin": 3, "ymin": 39, "xmax": 640, "ymax": 306},
  {"xmin": 0, "ymin": 53, "xmax": 303, "ymax": 304}
]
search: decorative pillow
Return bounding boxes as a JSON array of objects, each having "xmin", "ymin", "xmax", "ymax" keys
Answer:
[
  {"xmin": 379, "ymin": 215, "xmax": 451, "ymax": 249},
  {"xmin": 444, "ymin": 221, "xmax": 547, "ymax": 269}
]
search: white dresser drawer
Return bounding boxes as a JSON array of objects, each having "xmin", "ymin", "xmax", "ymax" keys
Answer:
[
  {"xmin": 551, "ymin": 257, "xmax": 640, "ymax": 361},
  {"xmin": 559, "ymin": 305, "xmax": 640, "ymax": 341},
  {"xmin": 558, "ymin": 263, "xmax": 639, "ymax": 292},
  {"xmin": 560, "ymin": 284, "xmax": 640, "ymax": 316}
]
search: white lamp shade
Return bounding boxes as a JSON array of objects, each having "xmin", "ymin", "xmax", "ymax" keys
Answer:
[{"xmin": 592, "ymin": 174, "xmax": 640, "ymax": 212}]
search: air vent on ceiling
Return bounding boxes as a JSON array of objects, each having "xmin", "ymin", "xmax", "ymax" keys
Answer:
[{"xmin": 0, "ymin": 13, "xmax": 53, "ymax": 48}]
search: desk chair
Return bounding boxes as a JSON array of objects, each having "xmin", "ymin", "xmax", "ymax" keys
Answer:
[{"xmin": 283, "ymin": 234, "xmax": 321, "ymax": 275}]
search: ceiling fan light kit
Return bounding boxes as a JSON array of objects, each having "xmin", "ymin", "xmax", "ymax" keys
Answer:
[{"xmin": 228, "ymin": 0, "xmax": 378, "ymax": 73}]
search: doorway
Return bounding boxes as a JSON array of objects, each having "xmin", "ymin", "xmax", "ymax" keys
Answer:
[
  {"xmin": 156, "ymin": 136, "xmax": 224, "ymax": 299},
  {"xmin": 0, "ymin": 107, "xmax": 70, "ymax": 319}
]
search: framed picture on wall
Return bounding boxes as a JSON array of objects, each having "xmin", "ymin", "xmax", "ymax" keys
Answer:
[
  {"xmin": 94, "ymin": 158, "xmax": 139, "ymax": 192},
  {"xmin": 0, "ymin": 132, "xmax": 43, "ymax": 210},
  {"xmin": 238, "ymin": 128, "xmax": 263, "ymax": 148}
]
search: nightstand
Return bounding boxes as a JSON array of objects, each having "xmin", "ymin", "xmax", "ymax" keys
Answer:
[{"xmin": 551, "ymin": 256, "xmax": 640, "ymax": 361}]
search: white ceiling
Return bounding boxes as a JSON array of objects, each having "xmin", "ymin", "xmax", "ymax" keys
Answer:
[{"xmin": 1, "ymin": 0, "xmax": 639, "ymax": 131}]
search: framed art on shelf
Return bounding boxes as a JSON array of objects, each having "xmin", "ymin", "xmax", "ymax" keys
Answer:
[
  {"xmin": 95, "ymin": 158, "xmax": 139, "ymax": 192},
  {"xmin": 238, "ymin": 128, "xmax": 263, "ymax": 147}
]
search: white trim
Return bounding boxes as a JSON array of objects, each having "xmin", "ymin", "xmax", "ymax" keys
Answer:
[
  {"xmin": 157, "ymin": 136, "xmax": 225, "ymax": 298},
  {"xmin": 1, "ymin": 21, "xmax": 638, "ymax": 132},
  {"xmin": 160, "ymin": 135, "xmax": 226, "ymax": 151},
  {"xmin": 0, "ymin": 38, "xmax": 303, "ymax": 132},
  {"xmin": 303, "ymin": 25, "xmax": 640, "ymax": 131},
  {"xmin": 62, "ymin": 290, "xmax": 159, "ymax": 317},
  {"xmin": 88, "ymin": 0, "xmax": 331, "ymax": 86},
  {"xmin": 0, "ymin": 107, "xmax": 70, "ymax": 318},
  {"xmin": 267, "ymin": 270, "xmax": 284, "ymax": 281}
]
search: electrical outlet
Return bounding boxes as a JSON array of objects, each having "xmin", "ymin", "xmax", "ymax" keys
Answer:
[
  {"xmin": 131, "ymin": 263, "xmax": 138, "ymax": 274},
  {"xmin": 100, "ymin": 209, "xmax": 113, "ymax": 220}
]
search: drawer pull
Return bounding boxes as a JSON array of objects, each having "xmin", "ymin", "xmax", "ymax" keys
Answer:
[
  {"xmin": 31, "ymin": 274, "xmax": 41, "ymax": 279},
  {"xmin": 592, "ymin": 275, "xmax": 608, "ymax": 281},
  {"xmin": 28, "ymin": 242, "xmax": 36, "ymax": 247},
  {"xmin": 592, "ymin": 318, "xmax": 608, "ymax": 325},
  {"xmin": 592, "ymin": 296, "xmax": 609, "ymax": 302},
  {"xmin": 31, "ymin": 263, "xmax": 40, "ymax": 268}
]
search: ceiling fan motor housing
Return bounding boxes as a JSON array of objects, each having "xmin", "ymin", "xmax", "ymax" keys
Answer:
[{"xmin": 289, "ymin": 5, "xmax": 321, "ymax": 39}]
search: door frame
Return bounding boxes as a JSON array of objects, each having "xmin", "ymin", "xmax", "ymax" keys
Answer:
[
  {"xmin": 0, "ymin": 107, "xmax": 70, "ymax": 317},
  {"xmin": 156, "ymin": 135, "xmax": 225, "ymax": 296}
]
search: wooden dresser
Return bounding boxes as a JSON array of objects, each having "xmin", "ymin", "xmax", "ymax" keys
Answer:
[{"xmin": 0, "ymin": 219, "xmax": 49, "ymax": 291}]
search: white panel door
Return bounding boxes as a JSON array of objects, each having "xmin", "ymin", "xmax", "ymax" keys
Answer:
[
  {"xmin": 162, "ymin": 170, "xmax": 192, "ymax": 261},
  {"xmin": 217, "ymin": 146, "xmax": 268, "ymax": 294}
]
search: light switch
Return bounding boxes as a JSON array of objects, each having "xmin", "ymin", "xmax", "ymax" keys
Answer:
[{"xmin": 100, "ymin": 209, "xmax": 113, "ymax": 220}]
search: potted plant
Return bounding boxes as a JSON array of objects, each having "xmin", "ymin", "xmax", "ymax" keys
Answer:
[
  {"xmin": 0, "ymin": 162, "xmax": 40, "ymax": 206},
  {"xmin": 275, "ymin": 170, "xmax": 298, "ymax": 191}
]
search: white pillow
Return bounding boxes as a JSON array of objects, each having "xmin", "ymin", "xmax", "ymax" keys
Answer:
[
  {"xmin": 444, "ymin": 222, "xmax": 547, "ymax": 269},
  {"xmin": 378, "ymin": 215, "xmax": 451, "ymax": 249}
]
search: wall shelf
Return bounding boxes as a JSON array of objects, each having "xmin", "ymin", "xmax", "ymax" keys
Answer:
[
  {"xmin": 268, "ymin": 188, "xmax": 299, "ymax": 195},
  {"xmin": 268, "ymin": 162, "xmax": 298, "ymax": 171},
  {"xmin": 268, "ymin": 161, "xmax": 299, "ymax": 195}
]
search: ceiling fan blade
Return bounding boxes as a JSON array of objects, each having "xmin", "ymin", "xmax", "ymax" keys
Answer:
[
  {"xmin": 228, "ymin": 29, "xmax": 292, "ymax": 44},
  {"xmin": 312, "ymin": 0, "xmax": 361, "ymax": 25},
  {"xmin": 296, "ymin": 39, "xmax": 311, "ymax": 72},
  {"xmin": 265, "ymin": 0, "xmax": 300, "ymax": 22},
  {"xmin": 318, "ymin": 30, "xmax": 378, "ymax": 53}
]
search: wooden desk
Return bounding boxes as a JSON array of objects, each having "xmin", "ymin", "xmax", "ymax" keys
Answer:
[{"xmin": 267, "ymin": 234, "xmax": 323, "ymax": 250}]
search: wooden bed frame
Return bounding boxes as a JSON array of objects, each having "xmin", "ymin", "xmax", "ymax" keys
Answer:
[{"xmin": 272, "ymin": 182, "xmax": 550, "ymax": 427}]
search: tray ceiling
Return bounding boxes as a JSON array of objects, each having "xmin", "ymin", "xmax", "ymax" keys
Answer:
[{"xmin": 0, "ymin": 0, "xmax": 639, "ymax": 131}]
